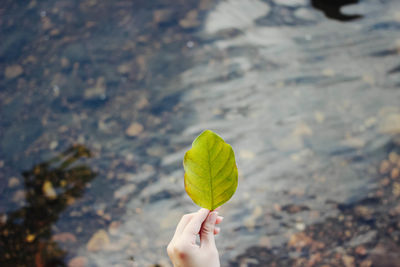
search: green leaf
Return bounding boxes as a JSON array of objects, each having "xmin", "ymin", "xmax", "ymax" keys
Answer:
[{"xmin": 183, "ymin": 130, "xmax": 238, "ymax": 210}]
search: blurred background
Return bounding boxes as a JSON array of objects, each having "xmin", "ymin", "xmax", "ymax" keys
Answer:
[{"xmin": 1, "ymin": 0, "xmax": 400, "ymax": 266}]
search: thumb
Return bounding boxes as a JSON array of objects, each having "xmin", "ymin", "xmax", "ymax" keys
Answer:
[{"xmin": 200, "ymin": 211, "xmax": 218, "ymax": 248}]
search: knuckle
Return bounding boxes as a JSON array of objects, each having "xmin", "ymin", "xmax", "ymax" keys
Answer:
[{"xmin": 168, "ymin": 242, "xmax": 188, "ymax": 258}]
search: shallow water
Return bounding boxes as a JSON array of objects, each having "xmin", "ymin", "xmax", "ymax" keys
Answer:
[{"xmin": 1, "ymin": 0, "xmax": 400, "ymax": 266}]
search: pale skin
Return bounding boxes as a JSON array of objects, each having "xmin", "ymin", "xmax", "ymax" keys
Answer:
[{"xmin": 167, "ymin": 208, "xmax": 224, "ymax": 267}]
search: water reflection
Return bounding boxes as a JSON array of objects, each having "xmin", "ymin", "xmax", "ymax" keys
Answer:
[{"xmin": 0, "ymin": 145, "xmax": 95, "ymax": 267}]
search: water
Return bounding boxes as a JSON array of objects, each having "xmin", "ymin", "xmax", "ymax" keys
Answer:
[{"xmin": 1, "ymin": 0, "xmax": 400, "ymax": 266}]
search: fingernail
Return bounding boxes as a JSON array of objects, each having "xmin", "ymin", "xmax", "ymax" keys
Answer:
[
  {"xmin": 218, "ymin": 216, "xmax": 224, "ymax": 221},
  {"xmin": 215, "ymin": 226, "xmax": 221, "ymax": 232}
]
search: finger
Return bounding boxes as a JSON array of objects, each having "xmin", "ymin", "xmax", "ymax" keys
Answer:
[
  {"xmin": 182, "ymin": 208, "xmax": 210, "ymax": 238},
  {"xmin": 173, "ymin": 212, "xmax": 196, "ymax": 239},
  {"xmin": 216, "ymin": 216, "xmax": 224, "ymax": 225},
  {"xmin": 214, "ymin": 226, "xmax": 220, "ymax": 235},
  {"xmin": 200, "ymin": 211, "xmax": 218, "ymax": 248}
]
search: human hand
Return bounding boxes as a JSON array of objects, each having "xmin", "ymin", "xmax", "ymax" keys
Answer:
[{"xmin": 167, "ymin": 208, "xmax": 223, "ymax": 267}]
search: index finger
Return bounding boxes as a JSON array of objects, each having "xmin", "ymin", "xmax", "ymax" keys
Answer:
[{"xmin": 182, "ymin": 208, "xmax": 210, "ymax": 241}]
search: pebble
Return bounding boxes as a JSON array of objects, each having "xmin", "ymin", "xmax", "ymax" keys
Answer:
[
  {"xmin": 8, "ymin": 177, "xmax": 20, "ymax": 188},
  {"xmin": 68, "ymin": 256, "xmax": 88, "ymax": 267},
  {"xmin": 49, "ymin": 141, "xmax": 58, "ymax": 150},
  {"xmin": 0, "ymin": 214, "xmax": 7, "ymax": 224},
  {"xmin": 5, "ymin": 65, "xmax": 23, "ymax": 79},
  {"xmin": 379, "ymin": 160, "xmax": 390, "ymax": 174},
  {"xmin": 117, "ymin": 63, "xmax": 131, "ymax": 74},
  {"xmin": 84, "ymin": 77, "xmax": 106, "ymax": 100},
  {"xmin": 379, "ymin": 113, "xmax": 400, "ymax": 134},
  {"xmin": 42, "ymin": 181, "xmax": 57, "ymax": 199},
  {"xmin": 125, "ymin": 122, "xmax": 143, "ymax": 137},
  {"xmin": 179, "ymin": 10, "xmax": 199, "ymax": 29},
  {"xmin": 12, "ymin": 190, "xmax": 26, "ymax": 203},
  {"xmin": 389, "ymin": 152, "xmax": 399, "ymax": 164},
  {"xmin": 153, "ymin": 9, "xmax": 175, "ymax": 24},
  {"xmin": 52, "ymin": 232, "xmax": 77, "ymax": 243},
  {"xmin": 114, "ymin": 184, "xmax": 136, "ymax": 199},
  {"xmin": 391, "ymin": 168, "xmax": 399, "ymax": 179},
  {"xmin": 342, "ymin": 255, "xmax": 355, "ymax": 267},
  {"xmin": 273, "ymin": 0, "xmax": 307, "ymax": 6},
  {"xmin": 87, "ymin": 229, "xmax": 110, "ymax": 252}
]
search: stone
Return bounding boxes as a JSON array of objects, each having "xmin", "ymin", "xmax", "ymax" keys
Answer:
[
  {"xmin": 391, "ymin": 168, "xmax": 399, "ymax": 179},
  {"xmin": 125, "ymin": 122, "xmax": 143, "ymax": 137},
  {"xmin": 179, "ymin": 10, "xmax": 199, "ymax": 29},
  {"xmin": 380, "ymin": 160, "xmax": 391, "ymax": 174},
  {"xmin": 153, "ymin": 9, "xmax": 175, "ymax": 24},
  {"xmin": 8, "ymin": 177, "xmax": 20, "ymax": 188},
  {"xmin": 379, "ymin": 113, "xmax": 400, "ymax": 134},
  {"xmin": 117, "ymin": 63, "xmax": 131, "ymax": 74},
  {"xmin": 12, "ymin": 190, "xmax": 26, "ymax": 202},
  {"xmin": 342, "ymin": 255, "xmax": 355, "ymax": 267},
  {"xmin": 5, "ymin": 65, "xmax": 23, "ymax": 79},
  {"xmin": 87, "ymin": 230, "xmax": 110, "ymax": 252},
  {"xmin": 273, "ymin": 0, "xmax": 307, "ymax": 6},
  {"xmin": 52, "ymin": 232, "xmax": 77, "ymax": 243},
  {"xmin": 42, "ymin": 181, "xmax": 57, "ymax": 199},
  {"xmin": 68, "ymin": 256, "xmax": 88, "ymax": 267},
  {"xmin": 49, "ymin": 141, "xmax": 58, "ymax": 150},
  {"xmin": 114, "ymin": 184, "xmax": 136, "ymax": 199},
  {"xmin": 84, "ymin": 77, "xmax": 106, "ymax": 100},
  {"xmin": 389, "ymin": 152, "xmax": 399, "ymax": 164}
]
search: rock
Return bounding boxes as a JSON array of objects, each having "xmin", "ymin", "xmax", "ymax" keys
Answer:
[
  {"xmin": 273, "ymin": 0, "xmax": 307, "ymax": 6},
  {"xmin": 52, "ymin": 232, "xmax": 77, "ymax": 243},
  {"xmin": 108, "ymin": 221, "xmax": 121, "ymax": 236},
  {"xmin": 61, "ymin": 57, "xmax": 70, "ymax": 68},
  {"xmin": 379, "ymin": 113, "xmax": 400, "ymax": 134},
  {"xmin": 12, "ymin": 190, "xmax": 26, "ymax": 202},
  {"xmin": 342, "ymin": 255, "xmax": 355, "ymax": 267},
  {"xmin": 360, "ymin": 260, "xmax": 372, "ymax": 267},
  {"xmin": 68, "ymin": 256, "xmax": 88, "ymax": 267},
  {"xmin": 136, "ymin": 97, "xmax": 149, "ymax": 110},
  {"xmin": 391, "ymin": 168, "xmax": 399, "ymax": 179},
  {"xmin": 8, "ymin": 177, "xmax": 20, "ymax": 188},
  {"xmin": 42, "ymin": 181, "xmax": 57, "ymax": 199},
  {"xmin": 0, "ymin": 213, "xmax": 7, "ymax": 224},
  {"xmin": 389, "ymin": 152, "xmax": 399, "ymax": 164},
  {"xmin": 125, "ymin": 122, "xmax": 143, "ymax": 137},
  {"xmin": 153, "ymin": 9, "xmax": 175, "ymax": 24},
  {"xmin": 380, "ymin": 160, "xmax": 391, "ymax": 174},
  {"xmin": 393, "ymin": 182, "xmax": 400, "ymax": 196},
  {"xmin": 293, "ymin": 122, "xmax": 313, "ymax": 136},
  {"xmin": 205, "ymin": 0, "xmax": 270, "ymax": 34},
  {"xmin": 49, "ymin": 141, "xmax": 58, "ymax": 150},
  {"xmin": 87, "ymin": 229, "xmax": 110, "ymax": 252},
  {"xmin": 84, "ymin": 77, "xmax": 106, "ymax": 100},
  {"xmin": 26, "ymin": 234, "xmax": 36, "ymax": 243},
  {"xmin": 50, "ymin": 28, "xmax": 61, "ymax": 36},
  {"xmin": 5, "ymin": 65, "xmax": 23, "ymax": 79},
  {"xmin": 114, "ymin": 184, "xmax": 136, "ymax": 199},
  {"xmin": 117, "ymin": 63, "xmax": 131, "ymax": 74},
  {"xmin": 179, "ymin": 10, "xmax": 199, "ymax": 29}
]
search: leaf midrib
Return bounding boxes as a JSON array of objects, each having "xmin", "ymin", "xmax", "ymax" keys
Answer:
[{"xmin": 207, "ymin": 138, "xmax": 214, "ymax": 210}]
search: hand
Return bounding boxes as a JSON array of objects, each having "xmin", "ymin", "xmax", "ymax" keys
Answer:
[{"xmin": 167, "ymin": 208, "xmax": 223, "ymax": 267}]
